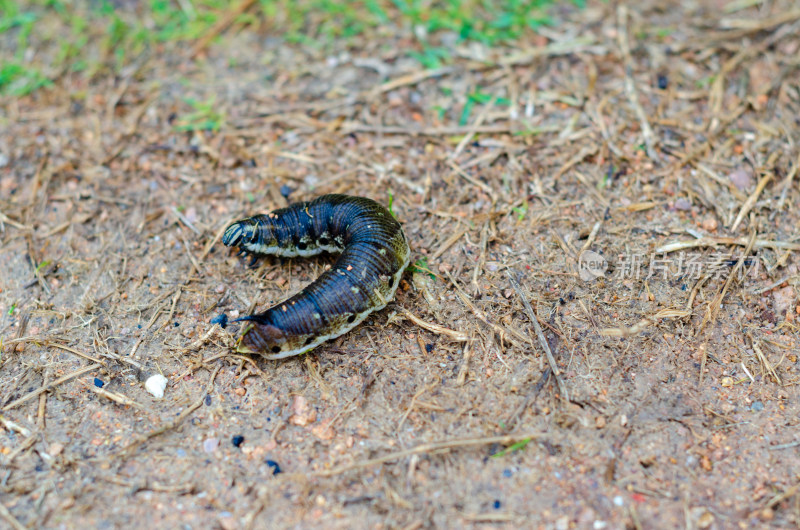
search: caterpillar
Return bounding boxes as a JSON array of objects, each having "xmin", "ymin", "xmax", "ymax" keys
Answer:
[{"xmin": 222, "ymin": 194, "xmax": 411, "ymax": 359}]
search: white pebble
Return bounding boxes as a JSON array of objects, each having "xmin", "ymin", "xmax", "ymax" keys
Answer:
[
  {"xmin": 145, "ymin": 374, "xmax": 168, "ymax": 398},
  {"xmin": 203, "ymin": 438, "xmax": 219, "ymax": 453},
  {"xmin": 613, "ymin": 496, "xmax": 624, "ymax": 506}
]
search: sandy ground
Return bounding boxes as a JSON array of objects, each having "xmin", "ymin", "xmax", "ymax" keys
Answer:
[{"xmin": 2, "ymin": 1, "xmax": 800, "ymax": 528}]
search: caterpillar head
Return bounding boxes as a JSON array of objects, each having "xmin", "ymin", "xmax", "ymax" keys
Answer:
[
  {"xmin": 222, "ymin": 221, "xmax": 249, "ymax": 247},
  {"xmin": 222, "ymin": 217, "xmax": 278, "ymax": 255}
]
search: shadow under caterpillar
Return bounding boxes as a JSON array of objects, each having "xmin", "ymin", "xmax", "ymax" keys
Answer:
[{"xmin": 222, "ymin": 194, "xmax": 411, "ymax": 359}]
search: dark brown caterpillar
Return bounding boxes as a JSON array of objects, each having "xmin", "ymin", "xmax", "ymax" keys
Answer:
[{"xmin": 222, "ymin": 194, "xmax": 410, "ymax": 359}]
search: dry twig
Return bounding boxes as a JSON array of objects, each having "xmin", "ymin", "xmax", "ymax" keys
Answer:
[
  {"xmin": 2, "ymin": 363, "xmax": 102, "ymax": 411},
  {"xmin": 656, "ymin": 237, "xmax": 800, "ymax": 254},
  {"xmin": 506, "ymin": 270, "xmax": 568, "ymax": 401},
  {"xmin": 0, "ymin": 502, "xmax": 26, "ymax": 530},
  {"xmin": 309, "ymin": 432, "xmax": 543, "ymax": 477},
  {"xmin": 617, "ymin": 5, "xmax": 658, "ymax": 160},
  {"xmin": 87, "ymin": 385, "xmax": 146, "ymax": 410},
  {"xmin": 700, "ymin": 230, "xmax": 757, "ymax": 331},
  {"xmin": 730, "ymin": 173, "xmax": 772, "ymax": 231},
  {"xmin": 446, "ymin": 272, "xmax": 529, "ymax": 348},
  {"xmin": 391, "ymin": 308, "xmax": 470, "ymax": 342},
  {"xmin": 599, "ymin": 309, "xmax": 691, "ymax": 337}
]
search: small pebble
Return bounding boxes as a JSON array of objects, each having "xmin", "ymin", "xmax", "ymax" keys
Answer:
[
  {"xmin": 280, "ymin": 184, "xmax": 293, "ymax": 199},
  {"xmin": 701, "ymin": 217, "xmax": 718, "ymax": 232},
  {"xmin": 266, "ymin": 459, "xmax": 282, "ymax": 475},
  {"xmin": 613, "ymin": 496, "xmax": 624, "ymax": 506},
  {"xmin": 493, "ymin": 500, "xmax": 502, "ymax": 509},
  {"xmin": 699, "ymin": 510, "xmax": 716, "ymax": 527},
  {"xmin": 184, "ymin": 207, "xmax": 198, "ymax": 224},
  {"xmin": 204, "ymin": 394, "xmax": 212, "ymax": 406},
  {"xmin": 203, "ymin": 438, "xmax": 219, "ymax": 453},
  {"xmin": 425, "ymin": 343, "xmax": 434, "ymax": 353},
  {"xmin": 729, "ymin": 168, "xmax": 753, "ymax": 190},
  {"xmin": 176, "ymin": 448, "xmax": 187, "ymax": 457},
  {"xmin": 232, "ymin": 435, "xmax": 245, "ymax": 447},
  {"xmin": 48, "ymin": 442, "xmax": 65, "ymax": 457},
  {"xmin": 674, "ymin": 198, "xmax": 691, "ymax": 211},
  {"xmin": 210, "ymin": 313, "xmax": 228, "ymax": 328},
  {"xmin": 502, "ymin": 469, "xmax": 513, "ymax": 478},
  {"xmin": 145, "ymin": 374, "xmax": 168, "ymax": 399},
  {"xmin": 657, "ymin": 74, "xmax": 669, "ymax": 89},
  {"xmin": 751, "ymin": 401, "xmax": 764, "ymax": 412},
  {"xmin": 93, "ymin": 377, "xmax": 105, "ymax": 388}
]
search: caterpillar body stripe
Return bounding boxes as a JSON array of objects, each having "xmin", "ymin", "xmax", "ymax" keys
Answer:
[{"xmin": 222, "ymin": 194, "xmax": 411, "ymax": 359}]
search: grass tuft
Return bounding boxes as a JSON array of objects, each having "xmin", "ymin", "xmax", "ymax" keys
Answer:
[{"xmin": 175, "ymin": 96, "xmax": 225, "ymax": 132}]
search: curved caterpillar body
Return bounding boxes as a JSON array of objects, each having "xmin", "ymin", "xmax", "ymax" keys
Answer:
[{"xmin": 222, "ymin": 194, "xmax": 411, "ymax": 359}]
